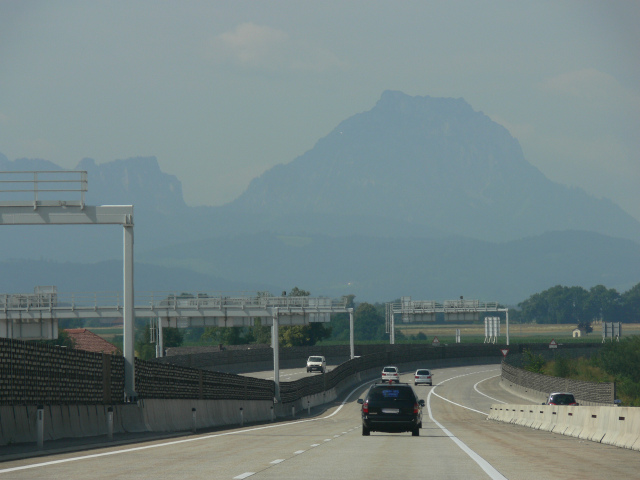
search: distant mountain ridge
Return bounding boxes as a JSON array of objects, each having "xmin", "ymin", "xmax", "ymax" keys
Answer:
[
  {"xmin": 225, "ymin": 90, "xmax": 640, "ymax": 241},
  {"xmin": 1, "ymin": 91, "xmax": 639, "ymax": 303}
]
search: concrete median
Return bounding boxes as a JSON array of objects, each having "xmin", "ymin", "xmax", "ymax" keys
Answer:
[{"xmin": 489, "ymin": 403, "xmax": 640, "ymax": 452}]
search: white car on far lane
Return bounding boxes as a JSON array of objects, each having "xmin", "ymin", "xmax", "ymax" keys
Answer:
[{"xmin": 414, "ymin": 368, "xmax": 433, "ymax": 386}]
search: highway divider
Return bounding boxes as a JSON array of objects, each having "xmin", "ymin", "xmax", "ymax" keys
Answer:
[{"xmin": 488, "ymin": 404, "xmax": 640, "ymax": 451}]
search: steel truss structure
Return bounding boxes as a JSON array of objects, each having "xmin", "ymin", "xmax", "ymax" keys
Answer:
[{"xmin": 386, "ymin": 296, "xmax": 510, "ymax": 345}]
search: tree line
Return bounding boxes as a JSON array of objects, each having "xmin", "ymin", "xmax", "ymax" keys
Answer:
[{"xmin": 513, "ymin": 282, "xmax": 640, "ymax": 331}]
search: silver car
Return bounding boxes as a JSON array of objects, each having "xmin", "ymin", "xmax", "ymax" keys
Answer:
[
  {"xmin": 381, "ymin": 366, "xmax": 400, "ymax": 383},
  {"xmin": 414, "ymin": 368, "xmax": 432, "ymax": 386}
]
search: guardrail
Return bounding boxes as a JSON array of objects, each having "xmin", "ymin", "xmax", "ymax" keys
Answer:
[{"xmin": 0, "ymin": 170, "xmax": 87, "ymax": 208}]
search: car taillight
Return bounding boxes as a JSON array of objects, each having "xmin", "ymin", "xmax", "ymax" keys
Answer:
[
  {"xmin": 413, "ymin": 403, "xmax": 419, "ymax": 414},
  {"xmin": 362, "ymin": 400, "xmax": 369, "ymax": 414},
  {"xmin": 415, "ymin": 375, "xmax": 419, "ymax": 379}
]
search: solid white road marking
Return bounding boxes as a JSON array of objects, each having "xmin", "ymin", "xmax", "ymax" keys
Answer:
[
  {"xmin": 430, "ymin": 389, "xmax": 489, "ymax": 416},
  {"xmin": 427, "ymin": 370, "xmax": 507, "ymax": 480},
  {"xmin": 473, "ymin": 375, "xmax": 506, "ymax": 404}
]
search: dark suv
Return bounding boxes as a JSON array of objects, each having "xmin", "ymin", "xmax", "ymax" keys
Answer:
[{"xmin": 357, "ymin": 382, "xmax": 425, "ymax": 436}]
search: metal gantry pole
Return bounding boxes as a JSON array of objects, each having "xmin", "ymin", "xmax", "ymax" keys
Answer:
[
  {"xmin": 272, "ymin": 308, "xmax": 280, "ymax": 402},
  {"xmin": 123, "ymin": 223, "xmax": 136, "ymax": 401},
  {"xmin": 349, "ymin": 308, "xmax": 355, "ymax": 359},
  {"xmin": 157, "ymin": 316, "xmax": 164, "ymax": 358},
  {"xmin": 506, "ymin": 308, "xmax": 510, "ymax": 346},
  {"xmin": 390, "ymin": 310, "xmax": 395, "ymax": 345}
]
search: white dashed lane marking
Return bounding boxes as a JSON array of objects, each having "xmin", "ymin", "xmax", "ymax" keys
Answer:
[{"xmin": 233, "ymin": 473, "xmax": 255, "ymax": 479}]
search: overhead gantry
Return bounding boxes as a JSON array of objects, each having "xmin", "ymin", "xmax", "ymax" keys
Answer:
[
  {"xmin": 386, "ymin": 296, "xmax": 510, "ymax": 345},
  {"xmin": 0, "ymin": 169, "xmax": 355, "ymax": 402},
  {"xmin": 0, "ymin": 171, "xmax": 134, "ymax": 400}
]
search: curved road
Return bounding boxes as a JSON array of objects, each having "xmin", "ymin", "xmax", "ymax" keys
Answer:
[{"xmin": 1, "ymin": 364, "xmax": 637, "ymax": 479}]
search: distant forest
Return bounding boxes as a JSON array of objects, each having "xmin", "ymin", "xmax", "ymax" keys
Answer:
[{"xmin": 512, "ymin": 282, "xmax": 640, "ymax": 331}]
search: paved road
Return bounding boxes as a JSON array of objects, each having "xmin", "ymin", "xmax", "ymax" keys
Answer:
[{"xmin": 1, "ymin": 364, "xmax": 638, "ymax": 479}]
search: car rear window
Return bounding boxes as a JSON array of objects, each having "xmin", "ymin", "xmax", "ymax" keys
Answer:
[
  {"xmin": 309, "ymin": 357, "xmax": 323, "ymax": 362},
  {"xmin": 551, "ymin": 394, "xmax": 575, "ymax": 404},
  {"xmin": 383, "ymin": 367, "xmax": 397, "ymax": 373},
  {"xmin": 416, "ymin": 370, "xmax": 430, "ymax": 375},
  {"xmin": 369, "ymin": 387, "xmax": 414, "ymax": 402}
]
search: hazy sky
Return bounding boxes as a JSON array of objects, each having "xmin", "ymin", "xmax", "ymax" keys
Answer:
[{"xmin": 1, "ymin": 1, "xmax": 639, "ymax": 221}]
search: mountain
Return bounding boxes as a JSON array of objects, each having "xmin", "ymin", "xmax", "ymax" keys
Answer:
[
  {"xmin": 224, "ymin": 91, "xmax": 640, "ymax": 242},
  {"xmin": 1, "ymin": 91, "xmax": 639, "ymax": 303}
]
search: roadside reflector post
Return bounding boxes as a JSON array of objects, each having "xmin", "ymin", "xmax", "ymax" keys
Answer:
[
  {"xmin": 292, "ymin": 405, "xmax": 295, "ymax": 418},
  {"xmin": 240, "ymin": 407, "xmax": 244, "ymax": 427},
  {"xmin": 308, "ymin": 400, "xmax": 311, "ymax": 416},
  {"xmin": 271, "ymin": 405, "xmax": 275, "ymax": 422},
  {"xmin": 192, "ymin": 407, "xmax": 197, "ymax": 433},
  {"xmin": 37, "ymin": 405, "xmax": 44, "ymax": 449},
  {"xmin": 107, "ymin": 406, "xmax": 114, "ymax": 441}
]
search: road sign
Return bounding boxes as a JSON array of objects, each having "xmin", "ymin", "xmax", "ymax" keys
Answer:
[
  {"xmin": 549, "ymin": 339, "xmax": 558, "ymax": 349},
  {"xmin": 501, "ymin": 349, "xmax": 509, "ymax": 357},
  {"xmin": 432, "ymin": 336, "xmax": 440, "ymax": 346}
]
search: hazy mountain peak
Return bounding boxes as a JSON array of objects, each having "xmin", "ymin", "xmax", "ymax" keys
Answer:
[{"xmin": 227, "ymin": 91, "xmax": 640, "ymax": 242}]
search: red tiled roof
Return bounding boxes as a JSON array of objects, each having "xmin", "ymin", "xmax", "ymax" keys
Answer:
[{"xmin": 64, "ymin": 328, "xmax": 119, "ymax": 354}]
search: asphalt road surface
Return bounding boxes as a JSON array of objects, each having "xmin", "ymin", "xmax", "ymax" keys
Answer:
[{"xmin": 1, "ymin": 364, "xmax": 638, "ymax": 480}]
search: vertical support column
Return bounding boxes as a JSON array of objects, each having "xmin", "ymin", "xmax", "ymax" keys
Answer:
[
  {"xmin": 157, "ymin": 316, "xmax": 164, "ymax": 358},
  {"xmin": 349, "ymin": 308, "xmax": 355, "ymax": 359},
  {"xmin": 272, "ymin": 308, "xmax": 280, "ymax": 402},
  {"xmin": 390, "ymin": 311, "xmax": 395, "ymax": 345},
  {"xmin": 506, "ymin": 309, "xmax": 510, "ymax": 346},
  {"xmin": 123, "ymin": 222, "xmax": 136, "ymax": 401}
]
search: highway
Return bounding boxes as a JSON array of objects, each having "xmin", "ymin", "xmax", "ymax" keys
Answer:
[{"xmin": 1, "ymin": 364, "xmax": 638, "ymax": 479}]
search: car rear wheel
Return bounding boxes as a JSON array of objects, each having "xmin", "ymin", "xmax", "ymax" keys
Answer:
[
  {"xmin": 362, "ymin": 425, "xmax": 370, "ymax": 436},
  {"xmin": 412, "ymin": 427, "xmax": 420, "ymax": 437}
]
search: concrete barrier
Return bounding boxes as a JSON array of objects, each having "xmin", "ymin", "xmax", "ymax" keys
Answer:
[
  {"xmin": 602, "ymin": 407, "xmax": 640, "ymax": 450},
  {"xmin": 489, "ymin": 403, "xmax": 640, "ymax": 452}
]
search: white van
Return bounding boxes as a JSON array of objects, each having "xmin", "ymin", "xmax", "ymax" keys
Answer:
[{"xmin": 306, "ymin": 356, "xmax": 326, "ymax": 373}]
